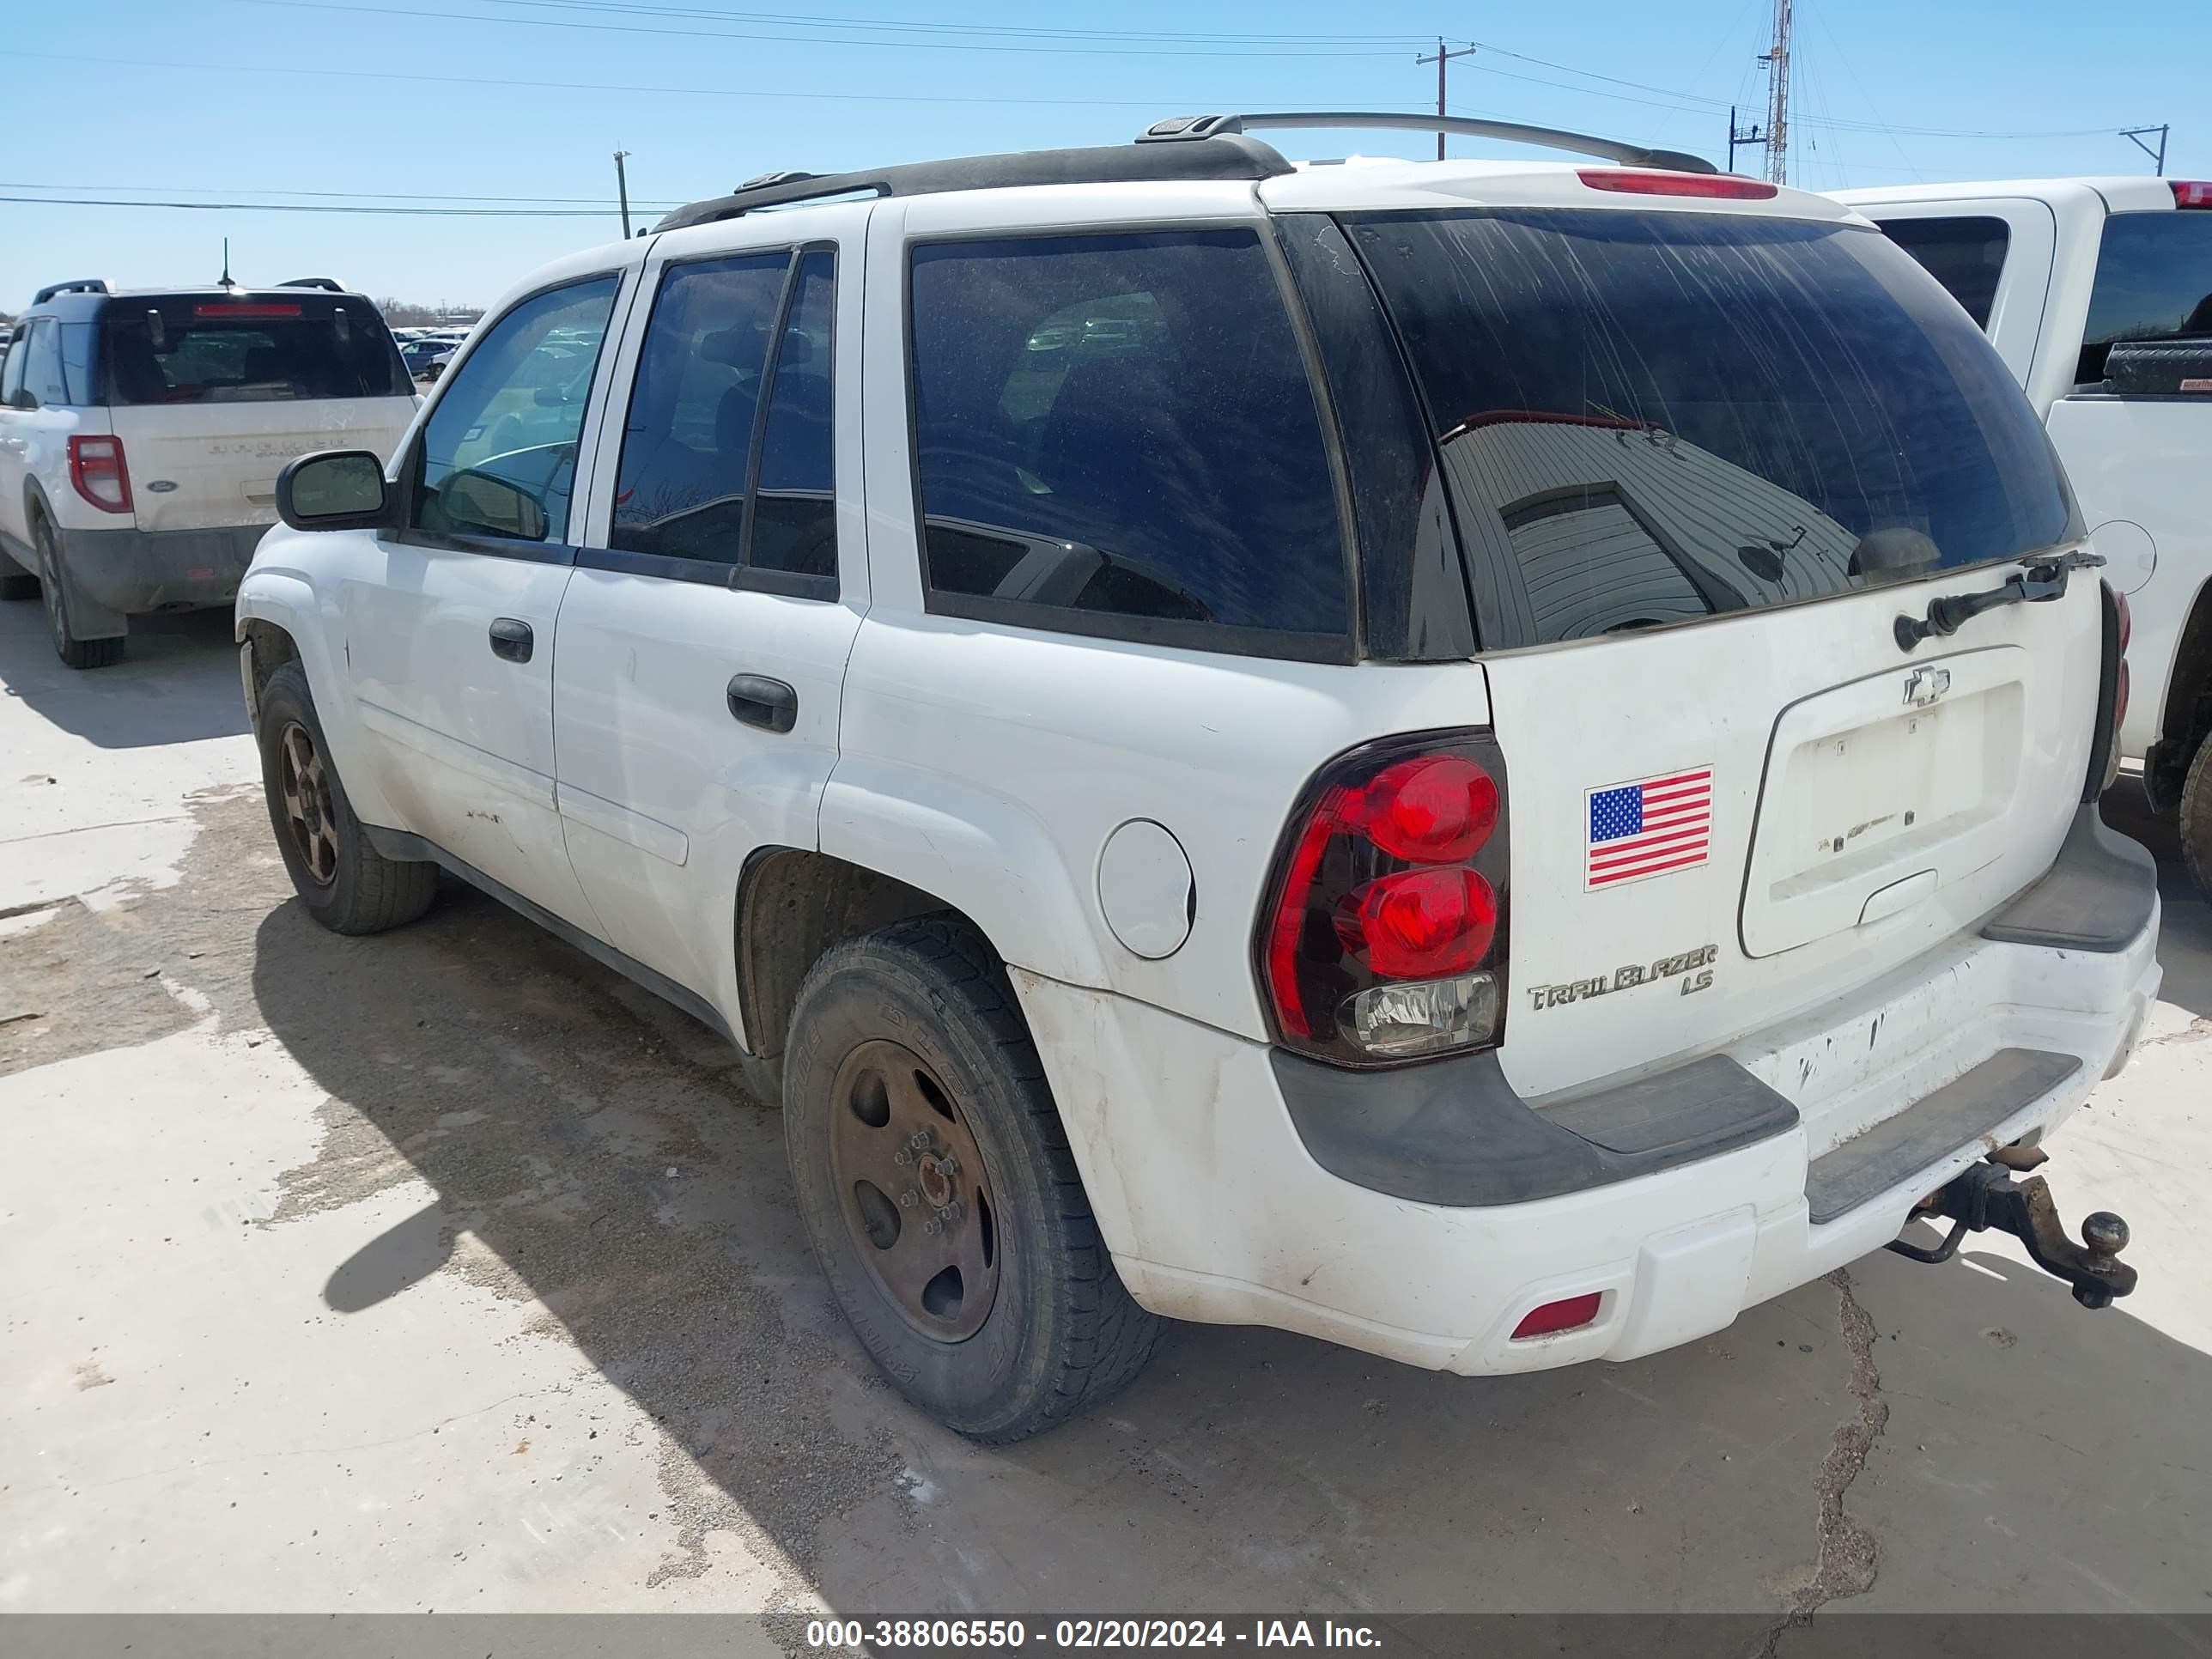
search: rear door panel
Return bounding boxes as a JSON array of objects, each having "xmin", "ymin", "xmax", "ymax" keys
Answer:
[
  {"xmin": 1486, "ymin": 571, "xmax": 2098, "ymax": 1102},
  {"xmin": 109, "ymin": 397, "xmax": 415, "ymax": 532}
]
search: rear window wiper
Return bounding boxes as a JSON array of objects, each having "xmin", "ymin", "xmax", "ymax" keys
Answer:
[{"xmin": 1893, "ymin": 548, "xmax": 2105, "ymax": 653}]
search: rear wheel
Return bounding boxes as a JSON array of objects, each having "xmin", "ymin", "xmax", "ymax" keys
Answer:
[
  {"xmin": 2179, "ymin": 735, "xmax": 2212, "ymax": 903},
  {"xmin": 257, "ymin": 660, "xmax": 440, "ymax": 934},
  {"xmin": 35, "ymin": 520, "xmax": 125, "ymax": 670},
  {"xmin": 784, "ymin": 916, "xmax": 1161, "ymax": 1442}
]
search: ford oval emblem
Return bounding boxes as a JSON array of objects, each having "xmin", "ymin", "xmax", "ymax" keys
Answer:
[{"xmin": 146, "ymin": 479, "xmax": 179, "ymax": 493}]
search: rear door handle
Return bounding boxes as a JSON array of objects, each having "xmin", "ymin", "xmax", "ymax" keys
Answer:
[
  {"xmin": 489, "ymin": 617, "xmax": 533, "ymax": 663},
  {"xmin": 726, "ymin": 673, "xmax": 798, "ymax": 733}
]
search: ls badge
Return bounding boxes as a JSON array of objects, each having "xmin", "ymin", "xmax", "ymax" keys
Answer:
[{"xmin": 1527, "ymin": 944, "xmax": 1717, "ymax": 1012}]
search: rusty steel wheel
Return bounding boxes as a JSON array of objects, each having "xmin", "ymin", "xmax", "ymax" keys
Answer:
[
  {"xmin": 829, "ymin": 1036, "xmax": 1000, "ymax": 1342},
  {"xmin": 276, "ymin": 720, "xmax": 341, "ymax": 887}
]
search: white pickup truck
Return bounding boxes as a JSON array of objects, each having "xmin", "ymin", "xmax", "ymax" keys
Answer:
[{"xmin": 1836, "ymin": 177, "xmax": 2212, "ymax": 893}]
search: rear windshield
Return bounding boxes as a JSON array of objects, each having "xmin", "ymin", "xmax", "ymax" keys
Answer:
[
  {"xmin": 100, "ymin": 297, "xmax": 404, "ymax": 405},
  {"xmin": 1347, "ymin": 210, "xmax": 2075, "ymax": 649},
  {"xmin": 2079, "ymin": 210, "xmax": 2212, "ymax": 382}
]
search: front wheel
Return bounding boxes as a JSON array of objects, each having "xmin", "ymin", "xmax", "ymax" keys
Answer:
[
  {"xmin": 784, "ymin": 916, "xmax": 1162, "ymax": 1442},
  {"xmin": 257, "ymin": 660, "xmax": 440, "ymax": 934},
  {"xmin": 2179, "ymin": 735, "xmax": 2212, "ymax": 903}
]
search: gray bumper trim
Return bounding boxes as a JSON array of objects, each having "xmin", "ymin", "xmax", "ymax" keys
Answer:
[
  {"xmin": 53, "ymin": 522, "xmax": 264, "ymax": 615},
  {"xmin": 1272, "ymin": 1047, "xmax": 1798, "ymax": 1208},
  {"xmin": 1804, "ymin": 1047, "xmax": 2080, "ymax": 1224},
  {"xmin": 1981, "ymin": 804, "xmax": 2159, "ymax": 954}
]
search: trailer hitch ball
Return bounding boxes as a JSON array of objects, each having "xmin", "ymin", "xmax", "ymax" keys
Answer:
[{"xmin": 1884, "ymin": 1160, "xmax": 2139, "ymax": 1309}]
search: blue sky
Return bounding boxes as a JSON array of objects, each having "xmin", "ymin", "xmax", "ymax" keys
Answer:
[{"xmin": 3, "ymin": 0, "xmax": 2203, "ymax": 310}]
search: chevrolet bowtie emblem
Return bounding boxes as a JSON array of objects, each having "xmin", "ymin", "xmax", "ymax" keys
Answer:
[{"xmin": 1904, "ymin": 666, "xmax": 1952, "ymax": 708}]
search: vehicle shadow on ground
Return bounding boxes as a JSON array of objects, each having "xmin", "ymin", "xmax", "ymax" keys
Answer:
[
  {"xmin": 0, "ymin": 604, "xmax": 246, "ymax": 749},
  {"xmin": 225, "ymin": 807, "xmax": 2212, "ymax": 1615}
]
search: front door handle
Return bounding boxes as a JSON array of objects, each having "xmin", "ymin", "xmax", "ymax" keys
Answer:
[
  {"xmin": 489, "ymin": 617, "xmax": 533, "ymax": 663},
  {"xmin": 726, "ymin": 673, "xmax": 798, "ymax": 733}
]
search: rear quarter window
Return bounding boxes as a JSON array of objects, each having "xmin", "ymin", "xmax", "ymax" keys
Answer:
[
  {"xmin": 1875, "ymin": 216, "xmax": 2011, "ymax": 329},
  {"xmin": 906, "ymin": 228, "xmax": 1351, "ymax": 660},
  {"xmin": 2078, "ymin": 210, "xmax": 2212, "ymax": 383},
  {"xmin": 1347, "ymin": 209, "xmax": 2075, "ymax": 651}
]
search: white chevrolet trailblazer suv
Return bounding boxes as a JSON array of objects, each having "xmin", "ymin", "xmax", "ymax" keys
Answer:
[
  {"xmin": 238, "ymin": 114, "xmax": 2160, "ymax": 1441},
  {"xmin": 1834, "ymin": 177, "xmax": 2212, "ymax": 896},
  {"xmin": 0, "ymin": 276, "xmax": 416, "ymax": 667}
]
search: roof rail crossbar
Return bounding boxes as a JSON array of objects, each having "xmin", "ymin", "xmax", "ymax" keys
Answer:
[
  {"xmin": 32, "ymin": 277, "xmax": 112, "ymax": 306},
  {"xmin": 279, "ymin": 276, "xmax": 348, "ymax": 291},
  {"xmin": 1138, "ymin": 112, "xmax": 1718, "ymax": 176},
  {"xmin": 655, "ymin": 135, "xmax": 1292, "ymax": 232}
]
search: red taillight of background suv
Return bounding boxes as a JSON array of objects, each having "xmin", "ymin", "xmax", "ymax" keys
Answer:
[
  {"xmin": 68, "ymin": 434, "xmax": 133, "ymax": 514},
  {"xmin": 1259, "ymin": 731, "xmax": 1509, "ymax": 1065}
]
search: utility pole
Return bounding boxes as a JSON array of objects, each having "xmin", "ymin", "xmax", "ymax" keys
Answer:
[
  {"xmin": 613, "ymin": 150, "xmax": 633, "ymax": 238},
  {"xmin": 2119, "ymin": 125, "xmax": 2170, "ymax": 175},
  {"xmin": 1728, "ymin": 105, "xmax": 1767, "ymax": 175},
  {"xmin": 1415, "ymin": 38, "xmax": 1480, "ymax": 160},
  {"xmin": 1757, "ymin": 0, "xmax": 1792, "ymax": 185}
]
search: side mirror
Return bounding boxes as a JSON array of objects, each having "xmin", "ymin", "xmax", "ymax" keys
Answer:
[
  {"xmin": 440, "ymin": 468, "xmax": 549, "ymax": 543},
  {"xmin": 276, "ymin": 450, "xmax": 389, "ymax": 532}
]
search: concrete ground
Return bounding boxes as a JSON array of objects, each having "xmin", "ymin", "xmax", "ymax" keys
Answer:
[{"xmin": 2, "ymin": 599, "xmax": 2208, "ymax": 1636}]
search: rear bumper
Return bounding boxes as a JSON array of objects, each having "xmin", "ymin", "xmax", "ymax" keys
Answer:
[
  {"xmin": 52, "ymin": 522, "xmax": 266, "ymax": 617},
  {"xmin": 1013, "ymin": 817, "xmax": 2161, "ymax": 1376}
]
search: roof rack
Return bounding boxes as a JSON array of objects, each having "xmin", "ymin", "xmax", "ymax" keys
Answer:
[
  {"xmin": 279, "ymin": 276, "xmax": 348, "ymax": 292},
  {"xmin": 654, "ymin": 135, "xmax": 1292, "ymax": 231},
  {"xmin": 1138, "ymin": 112, "xmax": 1717, "ymax": 176},
  {"xmin": 32, "ymin": 277, "xmax": 112, "ymax": 306}
]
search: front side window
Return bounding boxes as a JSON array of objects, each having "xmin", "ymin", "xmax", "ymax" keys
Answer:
[
  {"xmin": 1876, "ymin": 216, "xmax": 2011, "ymax": 330},
  {"xmin": 908, "ymin": 229, "xmax": 1347, "ymax": 654},
  {"xmin": 1349, "ymin": 210, "xmax": 2074, "ymax": 650},
  {"xmin": 2078, "ymin": 210, "xmax": 2212, "ymax": 383},
  {"xmin": 609, "ymin": 246, "xmax": 838, "ymax": 586},
  {"xmin": 411, "ymin": 276, "xmax": 619, "ymax": 547}
]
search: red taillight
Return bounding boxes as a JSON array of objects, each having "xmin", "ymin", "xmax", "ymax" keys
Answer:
[
  {"xmin": 194, "ymin": 301, "xmax": 301, "ymax": 318},
  {"xmin": 1512, "ymin": 1292, "xmax": 1603, "ymax": 1339},
  {"xmin": 1259, "ymin": 732, "xmax": 1508, "ymax": 1064},
  {"xmin": 68, "ymin": 435, "xmax": 132, "ymax": 514},
  {"xmin": 1578, "ymin": 168, "xmax": 1778, "ymax": 200},
  {"xmin": 2112, "ymin": 584, "xmax": 2132, "ymax": 732},
  {"xmin": 2171, "ymin": 181, "xmax": 2212, "ymax": 210},
  {"xmin": 1343, "ymin": 867, "xmax": 1498, "ymax": 979}
]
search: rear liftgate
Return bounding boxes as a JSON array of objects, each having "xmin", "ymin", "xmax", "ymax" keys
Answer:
[{"xmin": 1887, "ymin": 1145, "xmax": 2137, "ymax": 1310}]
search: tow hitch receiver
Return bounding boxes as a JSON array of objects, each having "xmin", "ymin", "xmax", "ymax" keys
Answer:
[{"xmin": 1885, "ymin": 1155, "xmax": 2137, "ymax": 1308}]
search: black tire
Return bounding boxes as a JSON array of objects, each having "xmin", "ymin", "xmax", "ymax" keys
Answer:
[
  {"xmin": 2180, "ymin": 735, "xmax": 2212, "ymax": 904},
  {"xmin": 34, "ymin": 519, "xmax": 125, "ymax": 670},
  {"xmin": 257, "ymin": 659, "xmax": 440, "ymax": 935},
  {"xmin": 785, "ymin": 915, "xmax": 1162, "ymax": 1442}
]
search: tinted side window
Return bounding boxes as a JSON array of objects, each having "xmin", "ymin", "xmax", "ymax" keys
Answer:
[
  {"xmin": 0, "ymin": 330, "xmax": 25, "ymax": 405},
  {"xmin": 20, "ymin": 321, "xmax": 67, "ymax": 407},
  {"xmin": 2079, "ymin": 210, "xmax": 2212, "ymax": 382},
  {"xmin": 611, "ymin": 252, "xmax": 787, "ymax": 565},
  {"xmin": 411, "ymin": 276, "xmax": 619, "ymax": 547},
  {"xmin": 908, "ymin": 230, "xmax": 1348, "ymax": 654},
  {"xmin": 750, "ymin": 250, "xmax": 837, "ymax": 582},
  {"xmin": 1876, "ymin": 216, "xmax": 2010, "ymax": 330}
]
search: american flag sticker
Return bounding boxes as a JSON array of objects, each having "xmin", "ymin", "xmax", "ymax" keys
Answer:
[{"xmin": 1586, "ymin": 766, "xmax": 1714, "ymax": 890}]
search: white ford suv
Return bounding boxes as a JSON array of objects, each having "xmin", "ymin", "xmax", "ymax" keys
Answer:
[
  {"xmin": 0, "ymin": 276, "xmax": 416, "ymax": 667},
  {"xmin": 238, "ymin": 114, "xmax": 2161, "ymax": 1441}
]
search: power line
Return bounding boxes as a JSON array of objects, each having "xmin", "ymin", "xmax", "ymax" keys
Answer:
[
  {"xmin": 2, "ymin": 48, "xmax": 1332, "ymax": 112},
  {"xmin": 0, "ymin": 195, "xmax": 632, "ymax": 217},
  {"xmin": 471, "ymin": 0, "xmax": 1425, "ymax": 46},
  {"xmin": 0, "ymin": 179, "xmax": 682, "ymax": 207},
  {"xmin": 237, "ymin": 0, "xmax": 1413, "ymax": 57}
]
